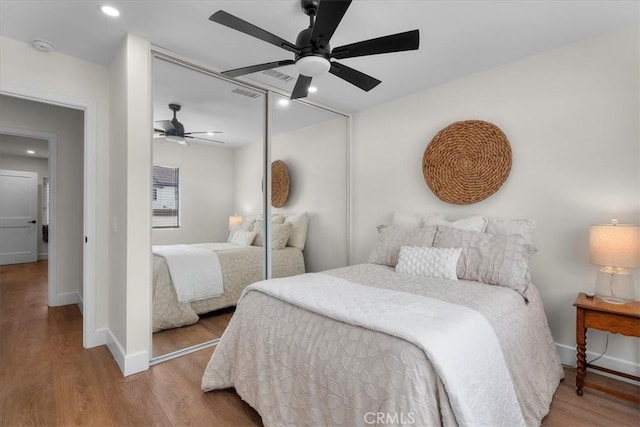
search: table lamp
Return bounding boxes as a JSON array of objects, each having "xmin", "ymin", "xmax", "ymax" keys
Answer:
[{"xmin": 589, "ymin": 220, "xmax": 640, "ymax": 304}]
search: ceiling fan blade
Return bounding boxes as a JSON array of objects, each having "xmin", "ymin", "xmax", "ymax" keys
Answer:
[
  {"xmin": 310, "ymin": 0, "xmax": 352, "ymax": 47},
  {"xmin": 329, "ymin": 62, "xmax": 381, "ymax": 91},
  {"xmin": 331, "ymin": 29, "xmax": 419, "ymax": 60},
  {"xmin": 153, "ymin": 128, "xmax": 167, "ymax": 134},
  {"xmin": 154, "ymin": 120, "xmax": 174, "ymax": 132},
  {"xmin": 222, "ymin": 59, "xmax": 295, "ymax": 78},
  {"xmin": 209, "ymin": 10, "xmax": 299, "ymax": 54},
  {"xmin": 291, "ymin": 75, "xmax": 313, "ymax": 99},
  {"xmin": 185, "ymin": 135, "xmax": 225, "ymax": 145},
  {"xmin": 184, "ymin": 131, "xmax": 223, "ymax": 135}
]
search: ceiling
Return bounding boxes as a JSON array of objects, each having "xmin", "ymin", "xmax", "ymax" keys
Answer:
[
  {"xmin": 1, "ymin": 1, "xmax": 637, "ymax": 115},
  {"xmin": 0, "ymin": 134, "xmax": 49, "ymax": 158}
]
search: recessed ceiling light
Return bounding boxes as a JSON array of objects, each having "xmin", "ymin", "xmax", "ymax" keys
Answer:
[
  {"xmin": 101, "ymin": 5, "xmax": 120, "ymax": 17},
  {"xmin": 308, "ymin": 86, "xmax": 318, "ymax": 93},
  {"xmin": 278, "ymin": 99, "xmax": 290, "ymax": 106},
  {"xmin": 206, "ymin": 132, "xmax": 215, "ymax": 136},
  {"xmin": 27, "ymin": 150, "xmax": 35, "ymax": 154}
]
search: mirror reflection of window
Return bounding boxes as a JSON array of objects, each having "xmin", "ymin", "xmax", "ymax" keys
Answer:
[{"xmin": 152, "ymin": 165, "xmax": 180, "ymax": 229}]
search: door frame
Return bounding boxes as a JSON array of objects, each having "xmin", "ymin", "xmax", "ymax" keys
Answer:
[
  {"xmin": 0, "ymin": 83, "xmax": 99, "ymax": 348},
  {"xmin": 0, "ymin": 127, "xmax": 56, "ymax": 277}
]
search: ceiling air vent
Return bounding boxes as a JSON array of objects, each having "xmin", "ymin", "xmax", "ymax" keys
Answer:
[
  {"xmin": 262, "ymin": 69, "xmax": 295, "ymax": 83},
  {"xmin": 231, "ymin": 88, "xmax": 262, "ymax": 99}
]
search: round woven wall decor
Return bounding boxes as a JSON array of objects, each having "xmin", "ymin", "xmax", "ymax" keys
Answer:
[
  {"xmin": 271, "ymin": 160, "xmax": 290, "ymax": 208},
  {"xmin": 422, "ymin": 120, "xmax": 512, "ymax": 205}
]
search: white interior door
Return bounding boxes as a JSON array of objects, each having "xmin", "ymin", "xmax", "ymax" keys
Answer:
[{"xmin": 0, "ymin": 169, "xmax": 38, "ymax": 265}]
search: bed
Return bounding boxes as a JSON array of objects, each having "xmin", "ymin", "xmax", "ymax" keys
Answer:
[
  {"xmin": 201, "ymin": 217, "xmax": 564, "ymax": 426},
  {"xmin": 153, "ymin": 213, "xmax": 309, "ymax": 332}
]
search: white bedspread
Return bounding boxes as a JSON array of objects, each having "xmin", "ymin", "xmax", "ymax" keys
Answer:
[
  {"xmin": 152, "ymin": 244, "xmax": 223, "ymax": 303},
  {"xmin": 228, "ymin": 273, "xmax": 525, "ymax": 427}
]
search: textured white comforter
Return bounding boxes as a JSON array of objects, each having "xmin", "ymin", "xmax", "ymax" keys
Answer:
[{"xmin": 202, "ymin": 264, "xmax": 563, "ymax": 427}]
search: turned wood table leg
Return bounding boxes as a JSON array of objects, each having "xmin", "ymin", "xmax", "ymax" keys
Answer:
[{"xmin": 576, "ymin": 308, "xmax": 586, "ymax": 396}]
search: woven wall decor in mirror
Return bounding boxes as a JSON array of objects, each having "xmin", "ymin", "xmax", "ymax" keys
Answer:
[
  {"xmin": 422, "ymin": 120, "xmax": 512, "ymax": 205},
  {"xmin": 271, "ymin": 160, "xmax": 290, "ymax": 208}
]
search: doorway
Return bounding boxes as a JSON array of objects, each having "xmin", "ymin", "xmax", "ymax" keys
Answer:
[{"xmin": 0, "ymin": 90, "xmax": 97, "ymax": 348}]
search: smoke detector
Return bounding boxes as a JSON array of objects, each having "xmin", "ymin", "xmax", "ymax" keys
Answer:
[{"xmin": 32, "ymin": 39, "xmax": 55, "ymax": 53}]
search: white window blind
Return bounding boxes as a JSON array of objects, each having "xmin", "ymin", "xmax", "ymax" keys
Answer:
[{"xmin": 152, "ymin": 166, "xmax": 180, "ymax": 228}]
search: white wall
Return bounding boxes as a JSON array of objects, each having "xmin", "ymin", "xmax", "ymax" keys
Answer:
[
  {"xmin": 0, "ymin": 96, "xmax": 84, "ymax": 300},
  {"xmin": 272, "ymin": 117, "xmax": 348, "ymax": 272},
  {"xmin": 152, "ymin": 139, "xmax": 235, "ymax": 245},
  {"xmin": 108, "ymin": 34, "xmax": 152, "ymax": 375},
  {"xmin": 350, "ymin": 26, "xmax": 639, "ymax": 372},
  {"xmin": 0, "ymin": 36, "xmax": 110, "ymax": 343},
  {"xmin": 0, "ymin": 152, "xmax": 50, "ymax": 258}
]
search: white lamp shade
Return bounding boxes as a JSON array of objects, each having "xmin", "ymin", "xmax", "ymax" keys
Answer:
[
  {"xmin": 228, "ymin": 214, "xmax": 243, "ymax": 231},
  {"xmin": 589, "ymin": 224, "xmax": 640, "ymax": 268}
]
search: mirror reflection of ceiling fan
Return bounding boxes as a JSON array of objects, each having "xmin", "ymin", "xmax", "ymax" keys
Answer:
[
  {"xmin": 209, "ymin": 0, "xmax": 420, "ymax": 100},
  {"xmin": 153, "ymin": 103, "xmax": 225, "ymax": 146}
]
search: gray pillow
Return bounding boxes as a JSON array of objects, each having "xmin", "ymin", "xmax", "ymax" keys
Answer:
[
  {"xmin": 433, "ymin": 226, "xmax": 537, "ymax": 295},
  {"xmin": 368, "ymin": 226, "xmax": 437, "ymax": 267},
  {"xmin": 254, "ymin": 222, "xmax": 292, "ymax": 250}
]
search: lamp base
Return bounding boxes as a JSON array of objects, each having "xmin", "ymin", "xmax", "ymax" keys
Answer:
[{"xmin": 598, "ymin": 295, "xmax": 630, "ymax": 305}]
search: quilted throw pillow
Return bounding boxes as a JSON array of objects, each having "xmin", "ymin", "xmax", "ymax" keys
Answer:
[
  {"xmin": 368, "ymin": 226, "xmax": 437, "ymax": 267},
  {"xmin": 396, "ymin": 246, "xmax": 461, "ymax": 280},
  {"xmin": 229, "ymin": 230, "xmax": 257, "ymax": 247},
  {"xmin": 433, "ymin": 226, "xmax": 537, "ymax": 294},
  {"xmin": 227, "ymin": 220, "xmax": 255, "ymax": 243}
]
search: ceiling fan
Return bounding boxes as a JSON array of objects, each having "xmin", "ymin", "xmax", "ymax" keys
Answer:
[
  {"xmin": 154, "ymin": 103, "xmax": 224, "ymax": 146},
  {"xmin": 209, "ymin": 0, "xmax": 419, "ymax": 99}
]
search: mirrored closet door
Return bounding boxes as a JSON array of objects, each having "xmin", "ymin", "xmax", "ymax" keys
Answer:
[{"xmin": 150, "ymin": 56, "xmax": 267, "ymax": 360}]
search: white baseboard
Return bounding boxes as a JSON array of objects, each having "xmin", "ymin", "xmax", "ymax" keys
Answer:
[
  {"xmin": 77, "ymin": 293, "xmax": 84, "ymax": 315},
  {"xmin": 85, "ymin": 327, "xmax": 107, "ymax": 348},
  {"xmin": 49, "ymin": 291, "xmax": 79, "ymax": 307},
  {"xmin": 556, "ymin": 343, "xmax": 640, "ymax": 386},
  {"xmin": 38, "ymin": 253, "xmax": 48, "ymax": 260},
  {"xmin": 106, "ymin": 329, "xmax": 149, "ymax": 377}
]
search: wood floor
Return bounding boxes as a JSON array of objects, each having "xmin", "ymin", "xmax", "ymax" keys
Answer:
[{"xmin": 2, "ymin": 260, "xmax": 639, "ymax": 426}]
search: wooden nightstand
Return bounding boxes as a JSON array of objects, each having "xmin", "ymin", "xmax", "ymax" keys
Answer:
[{"xmin": 574, "ymin": 293, "xmax": 640, "ymax": 402}]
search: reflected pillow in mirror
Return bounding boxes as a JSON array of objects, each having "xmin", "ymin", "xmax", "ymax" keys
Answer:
[
  {"xmin": 284, "ymin": 212, "xmax": 309, "ymax": 249},
  {"xmin": 391, "ymin": 212, "xmax": 443, "ymax": 230},
  {"xmin": 229, "ymin": 230, "xmax": 257, "ymax": 247},
  {"xmin": 396, "ymin": 246, "xmax": 461, "ymax": 280},
  {"xmin": 485, "ymin": 217, "xmax": 535, "ymax": 243},
  {"xmin": 228, "ymin": 220, "xmax": 255, "ymax": 243},
  {"xmin": 254, "ymin": 222, "xmax": 292, "ymax": 250}
]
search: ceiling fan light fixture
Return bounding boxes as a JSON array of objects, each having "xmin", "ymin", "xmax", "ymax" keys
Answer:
[
  {"xmin": 165, "ymin": 135, "xmax": 185, "ymax": 144},
  {"xmin": 295, "ymin": 56, "xmax": 330, "ymax": 77}
]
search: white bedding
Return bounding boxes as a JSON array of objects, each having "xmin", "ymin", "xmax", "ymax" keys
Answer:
[
  {"xmin": 245, "ymin": 274, "xmax": 525, "ymax": 426},
  {"xmin": 152, "ymin": 244, "xmax": 223, "ymax": 302},
  {"xmin": 202, "ymin": 263, "xmax": 563, "ymax": 427}
]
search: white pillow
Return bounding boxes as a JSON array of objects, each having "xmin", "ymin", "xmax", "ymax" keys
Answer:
[
  {"xmin": 227, "ymin": 219, "xmax": 255, "ymax": 243},
  {"xmin": 254, "ymin": 222, "xmax": 292, "ymax": 250},
  {"xmin": 396, "ymin": 246, "xmax": 461, "ymax": 280},
  {"xmin": 229, "ymin": 230, "xmax": 257, "ymax": 246},
  {"xmin": 485, "ymin": 217, "xmax": 535, "ymax": 243},
  {"xmin": 284, "ymin": 212, "xmax": 309, "ymax": 249},
  {"xmin": 391, "ymin": 212, "xmax": 443, "ymax": 230},
  {"xmin": 422, "ymin": 214, "xmax": 488, "ymax": 233}
]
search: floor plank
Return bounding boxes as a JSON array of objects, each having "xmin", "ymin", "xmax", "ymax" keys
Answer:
[{"xmin": 1, "ymin": 260, "xmax": 638, "ymax": 426}]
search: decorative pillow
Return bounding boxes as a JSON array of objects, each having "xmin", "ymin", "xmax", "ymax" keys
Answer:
[
  {"xmin": 368, "ymin": 226, "xmax": 437, "ymax": 267},
  {"xmin": 433, "ymin": 226, "xmax": 537, "ymax": 294},
  {"xmin": 396, "ymin": 246, "xmax": 461, "ymax": 280},
  {"xmin": 254, "ymin": 222, "xmax": 292, "ymax": 250},
  {"xmin": 227, "ymin": 219, "xmax": 255, "ymax": 243},
  {"xmin": 485, "ymin": 217, "xmax": 535, "ymax": 243},
  {"xmin": 423, "ymin": 214, "xmax": 488, "ymax": 232},
  {"xmin": 255, "ymin": 213, "xmax": 285, "ymax": 224},
  {"xmin": 284, "ymin": 212, "xmax": 309, "ymax": 249},
  {"xmin": 229, "ymin": 230, "xmax": 257, "ymax": 247}
]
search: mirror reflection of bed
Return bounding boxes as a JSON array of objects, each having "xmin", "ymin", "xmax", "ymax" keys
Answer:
[{"xmin": 150, "ymin": 56, "xmax": 349, "ymax": 360}]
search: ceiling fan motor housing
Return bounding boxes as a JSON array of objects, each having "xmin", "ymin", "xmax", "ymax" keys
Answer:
[{"xmin": 295, "ymin": 27, "xmax": 330, "ymax": 77}]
